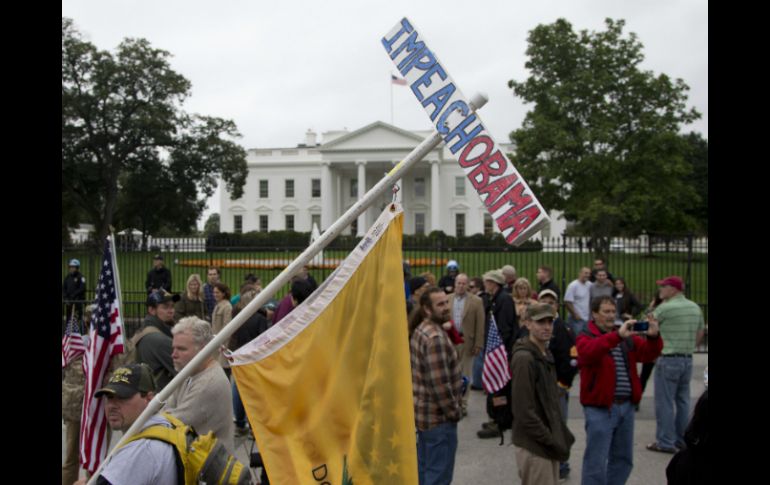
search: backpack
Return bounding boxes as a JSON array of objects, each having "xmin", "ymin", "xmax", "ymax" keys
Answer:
[
  {"xmin": 486, "ymin": 380, "xmax": 513, "ymax": 445},
  {"xmin": 119, "ymin": 412, "xmax": 252, "ymax": 485},
  {"xmin": 112, "ymin": 326, "xmax": 163, "ymax": 379}
]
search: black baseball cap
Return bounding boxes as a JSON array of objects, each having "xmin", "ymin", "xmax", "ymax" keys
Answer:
[
  {"xmin": 146, "ymin": 289, "xmax": 181, "ymax": 307},
  {"xmin": 95, "ymin": 363, "xmax": 156, "ymax": 398}
]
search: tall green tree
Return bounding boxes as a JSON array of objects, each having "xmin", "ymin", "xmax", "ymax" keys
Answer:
[
  {"xmin": 681, "ymin": 132, "xmax": 708, "ymax": 235},
  {"xmin": 508, "ymin": 18, "xmax": 701, "ymax": 257},
  {"xmin": 62, "ymin": 18, "xmax": 247, "ymax": 243},
  {"xmin": 203, "ymin": 213, "xmax": 221, "ymax": 237}
]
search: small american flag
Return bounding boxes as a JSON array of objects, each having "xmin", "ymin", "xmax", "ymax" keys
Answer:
[
  {"xmin": 80, "ymin": 237, "xmax": 125, "ymax": 473},
  {"xmin": 61, "ymin": 309, "xmax": 86, "ymax": 368},
  {"xmin": 391, "ymin": 73, "xmax": 407, "ymax": 86},
  {"xmin": 482, "ymin": 314, "xmax": 511, "ymax": 393}
]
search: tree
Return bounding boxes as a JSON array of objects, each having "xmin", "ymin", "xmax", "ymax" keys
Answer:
[
  {"xmin": 203, "ymin": 213, "xmax": 221, "ymax": 238},
  {"xmin": 508, "ymin": 18, "xmax": 701, "ymax": 258},
  {"xmin": 681, "ymin": 132, "xmax": 708, "ymax": 235},
  {"xmin": 62, "ymin": 18, "xmax": 247, "ymax": 244}
]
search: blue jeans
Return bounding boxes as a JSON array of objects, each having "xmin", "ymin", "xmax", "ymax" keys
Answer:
[
  {"xmin": 232, "ymin": 379, "xmax": 246, "ymax": 429},
  {"xmin": 582, "ymin": 402, "xmax": 635, "ymax": 485},
  {"xmin": 566, "ymin": 317, "xmax": 587, "ymax": 337},
  {"xmin": 472, "ymin": 351, "xmax": 484, "ymax": 388},
  {"xmin": 654, "ymin": 356, "xmax": 692, "ymax": 449},
  {"xmin": 416, "ymin": 422, "xmax": 458, "ymax": 485}
]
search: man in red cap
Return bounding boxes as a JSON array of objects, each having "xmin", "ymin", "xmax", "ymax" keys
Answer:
[{"xmin": 646, "ymin": 276, "xmax": 705, "ymax": 454}]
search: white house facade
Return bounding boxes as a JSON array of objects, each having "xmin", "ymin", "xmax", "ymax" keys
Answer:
[{"xmin": 220, "ymin": 121, "xmax": 566, "ymax": 239}]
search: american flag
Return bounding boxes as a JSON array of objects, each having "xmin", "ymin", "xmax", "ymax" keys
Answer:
[
  {"xmin": 482, "ymin": 314, "xmax": 511, "ymax": 393},
  {"xmin": 391, "ymin": 73, "xmax": 407, "ymax": 86},
  {"xmin": 61, "ymin": 308, "xmax": 86, "ymax": 368},
  {"xmin": 80, "ymin": 237, "xmax": 125, "ymax": 473}
]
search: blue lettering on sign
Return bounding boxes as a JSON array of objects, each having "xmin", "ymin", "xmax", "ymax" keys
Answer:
[
  {"xmin": 446, "ymin": 115, "xmax": 484, "ymax": 154},
  {"xmin": 422, "ymin": 83, "xmax": 456, "ymax": 121},
  {"xmin": 436, "ymin": 100, "xmax": 468, "ymax": 134},
  {"xmin": 390, "ymin": 31, "xmax": 424, "ymax": 61},
  {"xmin": 399, "ymin": 48, "xmax": 436, "ymax": 76},
  {"xmin": 381, "ymin": 18, "xmax": 413, "ymax": 52},
  {"xmin": 410, "ymin": 64, "xmax": 447, "ymax": 102}
]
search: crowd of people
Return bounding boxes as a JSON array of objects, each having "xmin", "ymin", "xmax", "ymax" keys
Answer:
[{"xmin": 62, "ymin": 255, "xmax": 707, "ymax": 485}]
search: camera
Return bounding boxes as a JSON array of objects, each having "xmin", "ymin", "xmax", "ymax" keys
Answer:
[{"xmin": 633, "ymin": 321, "xmax": 649, "ymax": 332}]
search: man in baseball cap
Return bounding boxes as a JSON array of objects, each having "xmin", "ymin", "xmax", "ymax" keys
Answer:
[
  {"xmin": 78, "ymin": 363, "xmax": 179, "ymax": 485},
  {"xmin": 647, "ymin": 275, "xmax": 705, "ymax": 454}
]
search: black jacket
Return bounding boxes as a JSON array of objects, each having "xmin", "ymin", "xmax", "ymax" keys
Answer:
[
  {"xmin": 63, "ymin": 272, "xmax": 86, "ymax": 300},
  {"xmin": 485, "ymin": 288, "xmax": 517, "ymax": 353},
  {"xmin": 538, "ymin": 279, "xmax": 561, "ymax": 300},
  {"xmin": 146, "ymin": 266, "xmax": 172, "ymax": 294},
  {"xmin": 230, "ymin": 312, "xmax": 270, "ymax": 351}
]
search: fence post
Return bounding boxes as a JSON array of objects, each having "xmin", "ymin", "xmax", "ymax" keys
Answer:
[
  {"xmin": 685, "ymin": 232, "xmax": 694, "ymax": 300},
  {"xmin": 560, "ymin": 231, "xmax": 567, "ymax": 320}
]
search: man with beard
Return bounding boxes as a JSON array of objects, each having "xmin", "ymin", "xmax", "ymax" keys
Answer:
[{"xmin": 411, "ymin": 287, "xmax": 463, "ymax": 485}]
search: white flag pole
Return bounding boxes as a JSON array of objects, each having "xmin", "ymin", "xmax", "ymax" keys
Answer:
[{"xmin": 86, "ymin": 94, "xmax": 488, "ymax": 484}]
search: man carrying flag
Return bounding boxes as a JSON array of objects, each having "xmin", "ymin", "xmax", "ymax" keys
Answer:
[
  {"xmin": 231, "ymin": 205, "xmax": 418, "ymax": 484},
  {"xmin": 80, "ymin": 237, "xmax": 125, "ymax": 475}
]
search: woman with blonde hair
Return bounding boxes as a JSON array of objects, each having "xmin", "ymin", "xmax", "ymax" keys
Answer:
[
  {"xmin": 512, "ymin": 277, "xmax": 538, "ymax": 320},
  {"xmin": 174, "ymin": 273, "xmax": 205, "ymax": 322}
]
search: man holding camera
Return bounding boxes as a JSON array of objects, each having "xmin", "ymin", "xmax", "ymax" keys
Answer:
[{"xmin": 577, "ymin": 296, "xmax": 663, "ymax": 485}]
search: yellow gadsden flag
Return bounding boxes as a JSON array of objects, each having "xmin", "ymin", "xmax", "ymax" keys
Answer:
[{"xmin": 232, "ymin": 204, "xmax": 417, "ymax": 485}]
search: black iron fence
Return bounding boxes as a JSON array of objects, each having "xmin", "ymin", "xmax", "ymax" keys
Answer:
[{"xmin": 63, "ymin": 233, "xmax": 708, "ymax": 351}]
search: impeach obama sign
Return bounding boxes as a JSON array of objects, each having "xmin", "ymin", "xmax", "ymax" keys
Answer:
[{"xmin": 382, "ymin": 18, "xmax": 549, "ymax": 246}]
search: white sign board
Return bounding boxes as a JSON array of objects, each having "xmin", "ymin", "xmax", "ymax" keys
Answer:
[{"xmin": 382, "ymin": 18, "xmax": 549, "ymax": 246}]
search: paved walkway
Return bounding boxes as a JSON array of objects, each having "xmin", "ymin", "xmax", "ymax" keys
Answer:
[{"xmin": 64, "ymin": 353, "xmax": 707, "ymax": 484}]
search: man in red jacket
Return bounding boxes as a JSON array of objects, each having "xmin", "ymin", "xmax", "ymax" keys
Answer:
[{"xmin": 576, "ymin": 296, "xmax": 663, "ymax": 485}]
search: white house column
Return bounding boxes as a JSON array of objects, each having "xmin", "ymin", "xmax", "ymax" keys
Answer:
[
  {"xmin": 356, "ymin": 160, "xmax": 367, "ymax": 236},
  {"xmin": 430, "ymin": 159, "xmax": 440, "ymax": 232},
  {"xmin": 321, "ymin": 161, "xmax": 333, "ymax": 230}
]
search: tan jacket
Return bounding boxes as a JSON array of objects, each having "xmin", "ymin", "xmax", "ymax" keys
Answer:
[{"xmin": 448, "ymin": 292, "xmax": 486, "ymax": 351}]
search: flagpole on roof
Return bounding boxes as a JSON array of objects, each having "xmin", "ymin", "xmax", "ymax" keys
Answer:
[{"xmin": 86, "ymin": 93, "xmax": 489, "ymax": 484}]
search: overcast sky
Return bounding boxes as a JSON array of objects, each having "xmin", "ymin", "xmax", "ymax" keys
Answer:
[{"xmin": 62, "ymin": 0, "xmax": 708, "ymax": 228}]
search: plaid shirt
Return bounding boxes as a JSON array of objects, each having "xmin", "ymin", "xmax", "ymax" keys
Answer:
[{"xmin": 410, "ymin": 320, "xmax": 462, "ymax": 431}]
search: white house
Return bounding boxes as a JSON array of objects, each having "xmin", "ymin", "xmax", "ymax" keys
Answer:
[{"xmin": 220, "ymin": 121, "xmax": 566, "ymax": 239}]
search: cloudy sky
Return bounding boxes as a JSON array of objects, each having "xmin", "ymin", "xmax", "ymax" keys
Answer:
[{"xmin": 62, "ymin": 0, "xmax": 708, "ymax": 227}]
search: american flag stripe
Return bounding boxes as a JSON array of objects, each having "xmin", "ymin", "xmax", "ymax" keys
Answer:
[
  {"xmin": 80, "ymin": 237, "xmax": 125, "ymax": 473},
  {"xmin": 62, "ymin": 308, "xmax": 86, "ymax": 368},
  {"xmin": 482, "ymin": 315, "xmax": 511, "ymax": 393}
]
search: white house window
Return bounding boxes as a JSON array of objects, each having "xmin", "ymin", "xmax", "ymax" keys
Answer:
[
  {"xmin": 350, "ymin": 179, "xmax": 358, "ymax": 198},
  {"xmin": 259, "ymin": 180, "xmax": 269, "ymax": 198},
  {"xmin": 415, "ymin": 212, "xmax": 425, "ymax": 235},
  {"xmin": 455, "ymin": 176, "xmax": 465, "ymax": 197},
  {"xmin": 259, "ymin": 215, "xmax": 269, "ymax": 232},
  {"xmin": 234, "ymin": 215, "xmax": 243, "ymax": 234},
  {"xmin": 285, "ymin": 214, "xmax": 295, "ymax": 231},
  {"xmin": 484, "ymin": 213, "xmax": 494, "ymax": 235},
  {"xmin": 312, "ymin": 179, "xmax": 321, "ymax": 198},
  {"xmin": 414, "ymin": 178, "xmax": 425, "ymax": 198},
  {"xmin": 455, "ymin": 213, "xmax": 465, "ymax": 237},
  {"xmin": 285, "ymin": 179, "xmax": 294, "ymax": 198},
  {"xmin": 311, "ymin": 214, "xmax": 321, "ymax": 231}
]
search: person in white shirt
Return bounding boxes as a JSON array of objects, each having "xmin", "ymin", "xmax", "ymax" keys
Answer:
[{"xmin": 564, "ymin": 267, "xmax": 593, "ymax": 335}]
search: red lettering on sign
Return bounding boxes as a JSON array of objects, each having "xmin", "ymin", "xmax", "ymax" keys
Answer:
[
  {"xmin": 468, "ymin": 150, "xmax": 508, "ymax": 190},
  {"xmin": 478, "ymin": 174, "xmax": 520, "ymax": 208},
  {"xmin": 458, "ymin": 136, "xmax": 494, "ymax": 168},
  {"xmin": 488, "ymin": 182, "xmax": 532, "ymax": 215},
  {"xmin": 496, "ymin": 205, "xmax": 542, "ymax": 244}
]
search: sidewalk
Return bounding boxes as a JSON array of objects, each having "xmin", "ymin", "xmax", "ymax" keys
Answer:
[{"xmin": 63, "ymin": 353, "xmax": 707, "ymax": 483}]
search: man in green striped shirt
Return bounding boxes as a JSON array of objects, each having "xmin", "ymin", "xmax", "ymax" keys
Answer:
[{"xmin": 647, "ymin": 276, "xmax": 705, "ymax": 453}]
